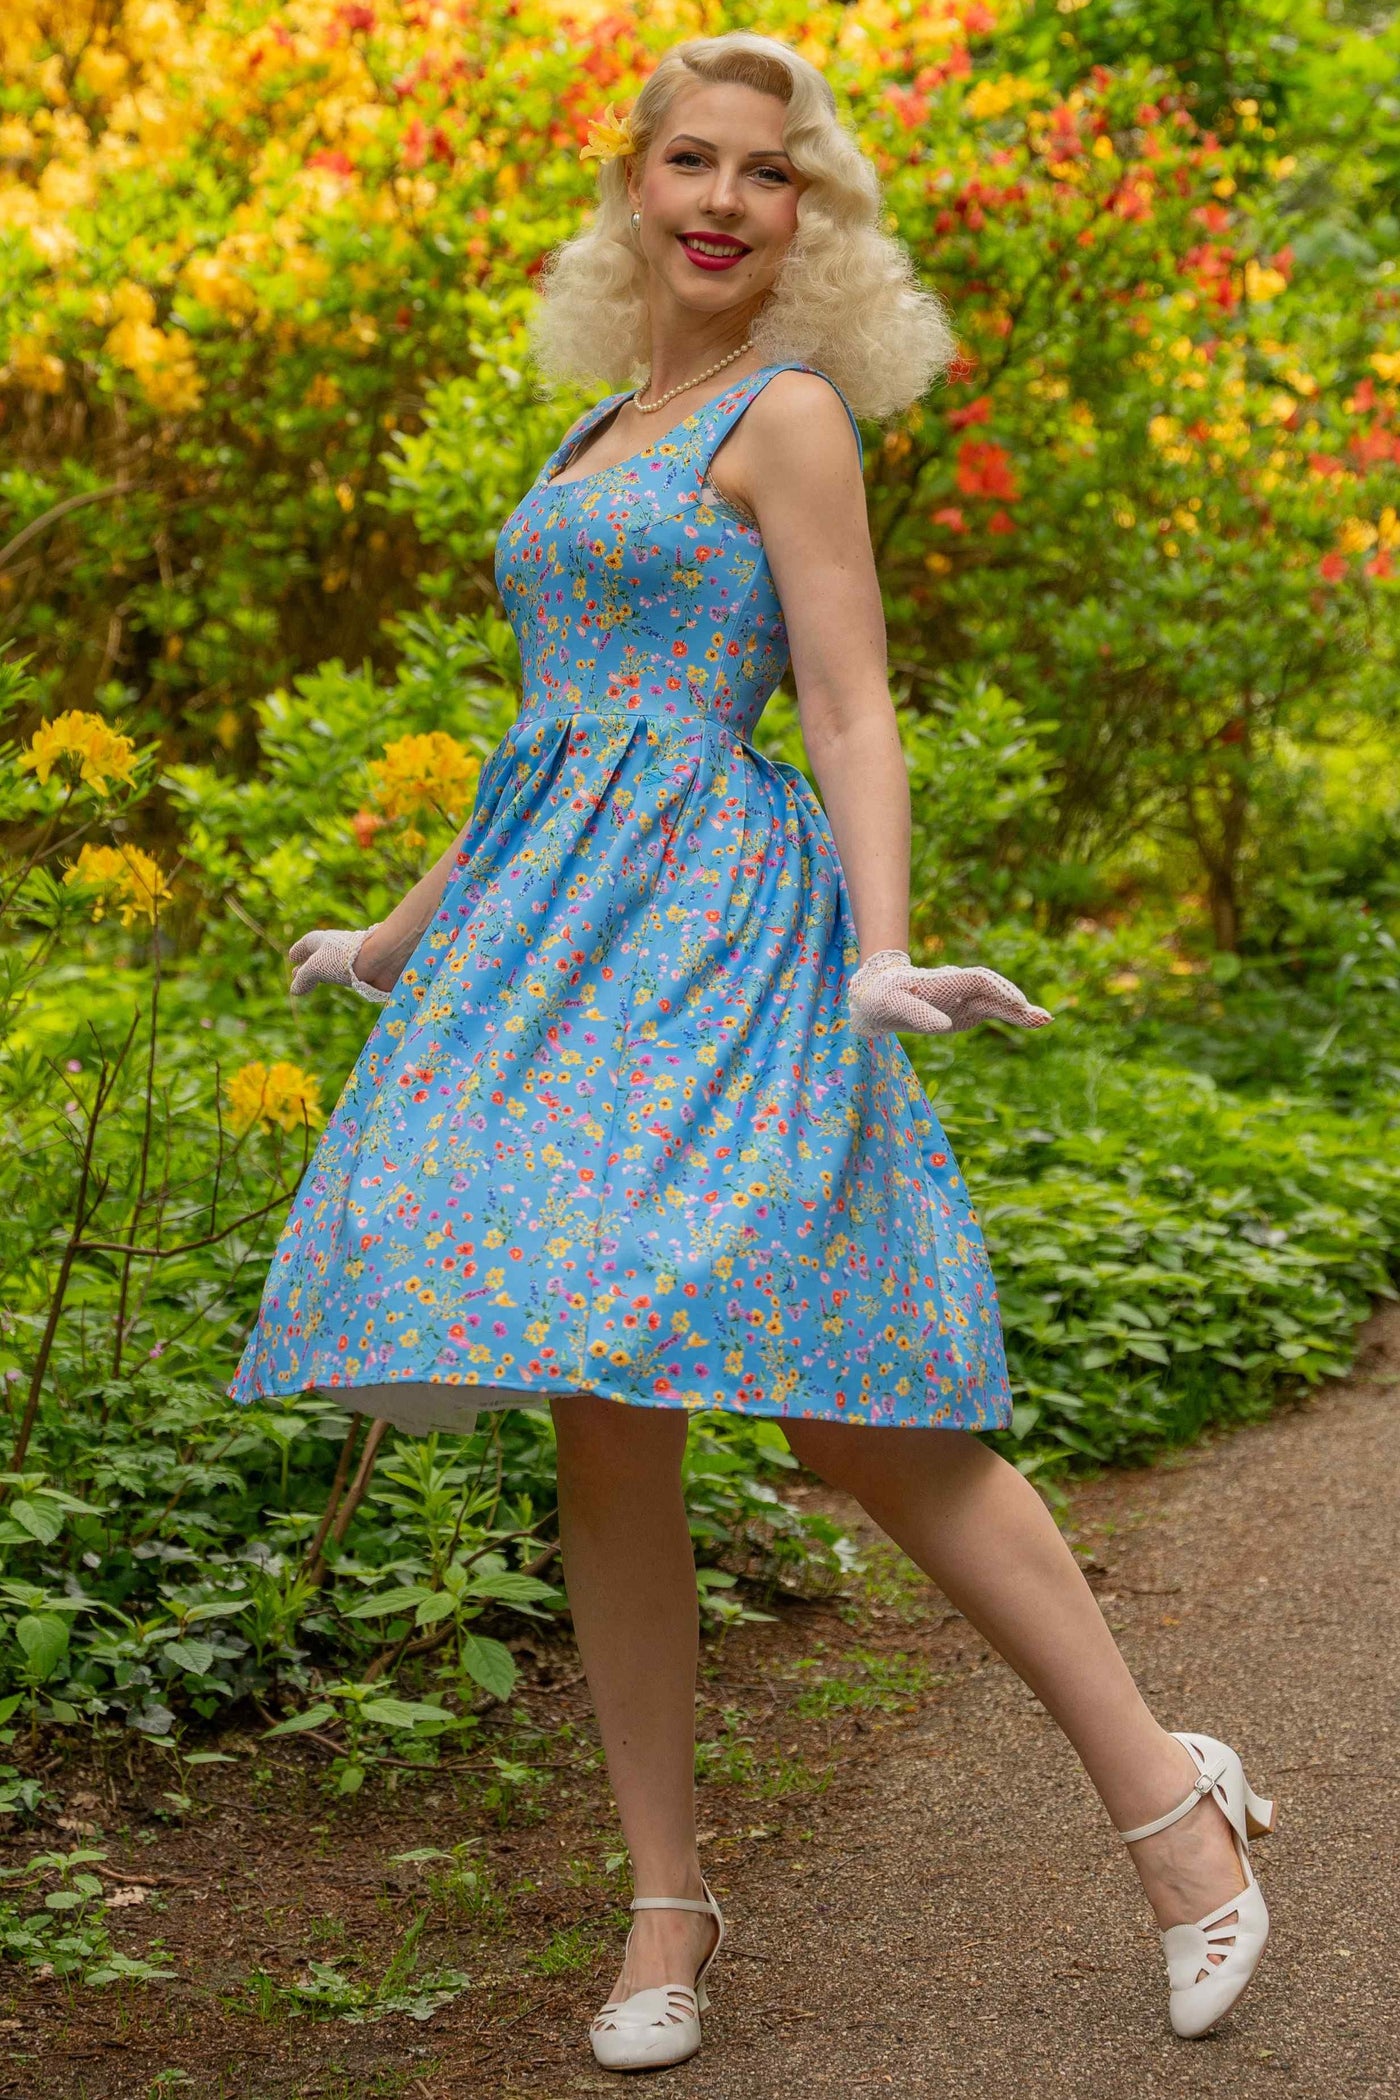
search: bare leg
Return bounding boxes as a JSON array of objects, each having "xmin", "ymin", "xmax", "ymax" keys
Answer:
[
  {"xmin": 782, "ymin": 1421, "xmax": 1246, "ymax": 1972},
  {"xmin": 551, "ymin": 1392, "xmax": 720, "ymax": 2002}
]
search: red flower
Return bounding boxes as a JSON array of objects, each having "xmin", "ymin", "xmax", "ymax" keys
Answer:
[
  {"xmin": 947, "ymin": 394, "xmax": 992, "ymax": 431},
  {"xmin": 1318, "ymin": 551, "xmax": 1348, "ymax": 582},
  {"xmin": 887, "ymin": 87, "xmax": 930, "ymax": 131},
  {"xmin": 1349, "ymin": 426, "xmax": 1400, "ymax": 470},
  {"xmin": 955, "ymin": 439, "xmax": 1019, "ymax": 502}
]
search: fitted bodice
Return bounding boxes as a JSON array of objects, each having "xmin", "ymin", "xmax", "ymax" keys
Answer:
[{"xmin": 492, "ymin": 361, "xmax": 864, "ymax": 746}]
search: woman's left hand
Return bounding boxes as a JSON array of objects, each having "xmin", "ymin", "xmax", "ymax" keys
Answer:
[{"xmin": 847, "ymin": 949, "xmax": 1053, "ymax": 1039}]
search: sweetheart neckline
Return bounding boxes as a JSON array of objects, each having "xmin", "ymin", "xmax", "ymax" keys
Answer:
[
  {"xmin": 542, "ymin": 393, "xmax": 695, "ymax": 492},
  {"xmin": 541, "ymin": 362, "xmax": 797, "ymax": 493}
]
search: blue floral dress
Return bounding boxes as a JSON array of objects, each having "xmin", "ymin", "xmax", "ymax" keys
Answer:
[{"xmin": 228, "ymin": 360, "xmax": 1013, "ymax": 1439}]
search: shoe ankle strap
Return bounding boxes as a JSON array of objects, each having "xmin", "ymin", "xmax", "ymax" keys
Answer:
[
  {"xmin": 1118, "ymin": 1759, "xmax": 1229, "ymax": 1844},
  {"xmin": 630, "ymin": 1894, "xmax": 714, "ymax": 1913}
]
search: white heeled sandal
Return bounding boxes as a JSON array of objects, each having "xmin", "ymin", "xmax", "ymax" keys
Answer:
[
  {"xmin": 1118, "ymin": 1730, "xmax": 1277, "ymax": 2038},
  {"xmin": 588, "ymin": 1876, "xmax": 725, "ymax": 2072}
]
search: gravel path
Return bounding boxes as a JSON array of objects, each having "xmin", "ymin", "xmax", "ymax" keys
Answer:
[{"xmin": 554, "ymin": 1303, "xmax": 1400, "ymax": 2100}]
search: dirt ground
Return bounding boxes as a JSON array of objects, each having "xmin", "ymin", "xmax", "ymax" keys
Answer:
[{"xmin": 4, "ymin": 1303, "xmax": 1398, "ymax": 2100}]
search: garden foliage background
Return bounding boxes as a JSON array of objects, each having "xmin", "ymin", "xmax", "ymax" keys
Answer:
[{"xmin": 1, "ymin": 0, "xmax": 1398, "ymax": 1801}]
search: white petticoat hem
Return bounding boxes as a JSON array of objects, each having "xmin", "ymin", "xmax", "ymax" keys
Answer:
[{"xmin": 310, "ymin": 1379, "xmax": 560, "ymax": 1439}]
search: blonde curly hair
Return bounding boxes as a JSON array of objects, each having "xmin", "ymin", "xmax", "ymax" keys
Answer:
[{"xmin": 525, "ymin": 30, "xmax": 957, "ymax": 422}]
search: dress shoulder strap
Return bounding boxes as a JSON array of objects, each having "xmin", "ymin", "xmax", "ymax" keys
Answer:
[
  {"xmin": 536, "ymin": 388, "xmax": 631, "ymax": 487},
  {"xmin": 694, "ymin": 360, "xmax": 865, "ymax": 478}
]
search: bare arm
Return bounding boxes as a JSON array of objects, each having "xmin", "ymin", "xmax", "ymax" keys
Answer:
[
  {"xmin": 353, "ymin": 827, "xmax": 470, "ymax": 991},
  {"xmin": 737, "ymin": 373, "xmax": 910, "ymax": 963}
]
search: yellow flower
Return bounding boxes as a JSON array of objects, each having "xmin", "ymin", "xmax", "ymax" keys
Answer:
[
  {"xmin": 370, "ymin": 730, "xmax": 481, "ymax": 824},
  {"xmin": 182, "ymin": 252, "xmax": 260, "ymax": 319},
  {"xmin": 20, "ymin": 710, "xmax": 140, "ymax": 794},
  {"xmin": 105, "ymin": 280, "xmax": 204, "ymax": 414},
  {"xmin": 76, "ymin": 44, "xmax": 129, "ymax": 97},
  {"xmin": 111, "ymin": 280, "xmax": 157, "ymax": 327},
  {"xmin": 580, "ymin": 102, "xmax": 638, "ymax": 165},
  {"xmin": 4, "ymin": 333, "xmax": 66, "ymax": 393},
  {"xmin": 225, "ymin": 1060, "xmax": 325, "ymax": 1136},
  {"xmin": 61, "ymin": 843, "xmax": 171, "ymax": 925},
  {"xmin": 1244, "ymin": 260, "xmax": 1287, "ymax": 303},
  {"xmin": 1371, "ymin": 350, "xmax": 1400, "ymax": 383},
  {"xmin": 1337, "ymin": 516, "xmax": 1378, "ymax": 554}
]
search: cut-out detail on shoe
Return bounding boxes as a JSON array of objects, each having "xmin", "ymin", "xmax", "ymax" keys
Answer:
[
  {"xmin": 1195, "ymin": 1908, "xmax": 1238, "ymax": 1980},
  {"xmin": 591, "ymin": 1985, "xmax": 698, "ymax": 2032},
  {"xmin": 1116, "ymin": 1730, "xmax": 1276, "ymax": 2040}
]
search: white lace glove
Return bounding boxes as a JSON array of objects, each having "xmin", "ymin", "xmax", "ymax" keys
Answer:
[
  {"xmin": 287, "ymin": 923, "xmax": 393, "ymax": 1006},
  {"xmin": 847, "ymin": 948, "xmax": 1052, "ymax": 1038}
]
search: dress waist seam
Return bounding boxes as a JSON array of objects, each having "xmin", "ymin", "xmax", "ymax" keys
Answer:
[{"xmin": 513, "ymin": 705, "xmax": 757, "ymax": 739}]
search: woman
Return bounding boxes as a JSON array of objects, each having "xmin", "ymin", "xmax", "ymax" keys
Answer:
[{"xmin": 230, "ymin": 31, "xmax": 1275, "ymax": 2075}]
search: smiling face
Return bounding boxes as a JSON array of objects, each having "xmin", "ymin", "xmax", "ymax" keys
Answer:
[{"xmin": 626, "ymin": 80, "xmax": 807, "ymax": 324}]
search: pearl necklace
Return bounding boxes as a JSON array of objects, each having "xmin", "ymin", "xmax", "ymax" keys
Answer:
[{"xmin": 633, "ymin": 336, "xmax": 756, "ymax": 414}]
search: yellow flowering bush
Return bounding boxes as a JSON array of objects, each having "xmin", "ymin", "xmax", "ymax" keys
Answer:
[
  {"xmin": 0, "ymin": 0, "xmax": 1392, "ymax": 963},
  {"xmin": 369, "ymin": 730, "xmax": 482, "ymax": 842},
  {"xmin": 224, "ymin": 1059, "xmax": 325, "ymax": 1136},
  {"xmin": 18, "ymin": 710, "xmax": 141, "ymax": 795},
  {"xmin": 60, "ymin": 841, "xmax": 171, "ymax": 924},
  {"xmin": 370, "ymin": 729, "xmax": 481, "ymax": 813}
]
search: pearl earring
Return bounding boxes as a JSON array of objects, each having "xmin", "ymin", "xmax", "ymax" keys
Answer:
[{"xmin": 631, "ymin": 210, "xmax": 640, "ymax": 233}]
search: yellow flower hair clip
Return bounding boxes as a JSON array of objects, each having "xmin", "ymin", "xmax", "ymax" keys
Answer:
[{"xmin": 580, "ymin": 102, "xmax": 639, "ymax": 165}]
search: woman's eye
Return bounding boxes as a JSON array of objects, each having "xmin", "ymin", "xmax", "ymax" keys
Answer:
[{"xmin": 668, "ymin": 152, "xmax": 788, "ymax": 184}]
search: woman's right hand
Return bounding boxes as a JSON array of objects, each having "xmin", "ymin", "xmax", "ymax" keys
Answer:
[{"xmin": 288, "ymin": 924, "xmax": 394, "ymax": 1006}]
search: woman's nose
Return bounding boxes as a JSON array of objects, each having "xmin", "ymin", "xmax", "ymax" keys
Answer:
[{"xmin": 699, "ymin": 170, "xmax": 745, "ymax": 216}]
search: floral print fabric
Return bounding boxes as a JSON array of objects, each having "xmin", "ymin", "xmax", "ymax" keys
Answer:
[{"xmin": 228, "ymin": 361, "xmax": 1013, "ymax": 1437}]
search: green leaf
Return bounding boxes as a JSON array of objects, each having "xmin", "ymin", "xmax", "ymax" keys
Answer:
[
  {"xmin": 413, "ymin": 1591, "xmax": 458, "ymax": 1628},
  {"xmin": 341, "ymin": 1586, "xmax": 434, "ymax": 1620},
  {"xmin": 462, "ymin": 1570, "xmax": 561, "ymax": 1606},
  {"xmin": 15, "ymin": 1613, "xmax": 69, "ymax": 1682},
  {"xmin": 1124, "ymin": 1338, "xmax": 1171, "ymax": 1363},
  {"xmin": 163, "ymin": 1639, "xmax": 216, "ymax": 1677},
  {"xmin": 263, "ymin": 1701, "xmax": 338, "ymax": 1738},
  {"xmin": 10, "ymin": 1498, "xmax": 63, "ymax": 1546},
  {"xmin": 361, "ymin": 1697, "xmax": 449, "ymax": 1731},
  {"xmin": 459, "ymin": 1633, "xmax": 516, "ymax": 1702}
]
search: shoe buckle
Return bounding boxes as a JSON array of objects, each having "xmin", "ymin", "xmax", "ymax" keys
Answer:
[{"xmin": 1194, "ymin": 1773, "xmax": 1213, "ymax": 1793}]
